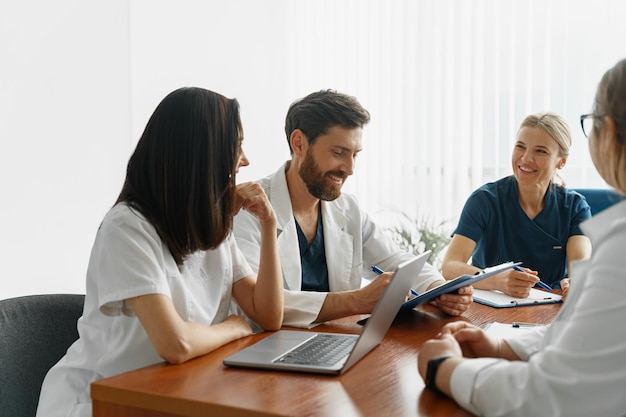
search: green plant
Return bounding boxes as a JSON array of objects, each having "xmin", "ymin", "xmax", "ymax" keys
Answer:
[{"xmin": 386, "ymin": 213, "xmax": 452, "ymax": 270}]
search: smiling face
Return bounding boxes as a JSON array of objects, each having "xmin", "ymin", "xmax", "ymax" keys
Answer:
[
  {"xmin": 298, "ymin": 125, "xmax": 363, "ymax": 201},
  {"xmin": 511, "ymin": 126, "xmax": 566, "ymax": 189}
]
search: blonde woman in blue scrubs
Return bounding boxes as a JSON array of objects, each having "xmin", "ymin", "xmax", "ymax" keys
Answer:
[{"xmin": 442, "ymin": 112, "xmax": 592, "ymax": 298}]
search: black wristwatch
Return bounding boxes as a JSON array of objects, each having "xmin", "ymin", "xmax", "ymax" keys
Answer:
[{"xmin": 425, "ymin": 355, "xmax": 452, "ymax": 395}]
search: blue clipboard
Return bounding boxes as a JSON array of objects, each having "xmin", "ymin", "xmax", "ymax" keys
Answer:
[{"xmin": 399, "ymin": 261, "xmax": 522, "ymax": 312}]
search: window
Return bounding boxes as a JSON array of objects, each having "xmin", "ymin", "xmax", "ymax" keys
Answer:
[{"xmin": 280, "ymin": 0, "xmax": 626, "ymax": 228}]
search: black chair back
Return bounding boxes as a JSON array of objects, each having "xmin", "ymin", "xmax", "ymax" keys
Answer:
[{"xmin": 0, "ymin": 294, "xmax": 84, "ymax": 417}]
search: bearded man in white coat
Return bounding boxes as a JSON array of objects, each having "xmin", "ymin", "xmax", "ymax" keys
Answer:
[{"xmin": 234, "ymin": 90, "xmax": 473, "ymax": 328}]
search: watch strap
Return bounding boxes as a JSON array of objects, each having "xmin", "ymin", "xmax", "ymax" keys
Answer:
[{"xmin": 425, "ymin": 355, "xmax": 452, "ymax": 395}]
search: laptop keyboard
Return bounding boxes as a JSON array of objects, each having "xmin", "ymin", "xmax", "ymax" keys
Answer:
[{"xmin": 274, "ymin": 333, "xmax": 357, "ymax": 367}]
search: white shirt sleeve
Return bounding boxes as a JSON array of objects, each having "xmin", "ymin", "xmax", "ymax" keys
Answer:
[
  {"xmin": 94, "ymin": 205, "xmax": 172, "ymax": 316},
  {"xmin": 229, "ymin": 234, "xmax": 254, "ymax": 282}
]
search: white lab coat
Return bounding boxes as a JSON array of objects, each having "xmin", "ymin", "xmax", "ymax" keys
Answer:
[
  {"xmin": 36, "ymin": 204, "xmax": 252, "ymax": 417},
  {"xmin": 233, "ymin": 162, "xmax": 442, "ymax": 328}
]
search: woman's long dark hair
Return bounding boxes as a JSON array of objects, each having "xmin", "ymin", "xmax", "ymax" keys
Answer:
[{"xmin": 116, "ymin": 87, "xmax": 241, "ymax": 264}]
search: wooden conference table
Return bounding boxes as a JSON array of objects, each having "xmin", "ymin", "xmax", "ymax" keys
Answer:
[{"xmin": 92, "ymin": 297, "xmax": 561, "ymax": 417}]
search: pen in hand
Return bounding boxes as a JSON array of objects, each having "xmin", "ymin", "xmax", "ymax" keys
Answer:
[
  {"xmin": 371, "ymin": 265, "xmax": 419, "ymax": 297},
  {"xmin": 513, "ymin": 265, "xmax": 552, "ymax": 292}
]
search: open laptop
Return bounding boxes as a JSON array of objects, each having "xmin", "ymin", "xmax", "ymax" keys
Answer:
[{"xmin": 223, "ymin": 251, "xmax": 431, "ymax": 375}]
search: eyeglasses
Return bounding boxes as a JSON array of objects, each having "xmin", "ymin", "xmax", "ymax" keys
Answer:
[{"xmin": 580, "ymin": 113, "xmax": 596, "ymax": 138}]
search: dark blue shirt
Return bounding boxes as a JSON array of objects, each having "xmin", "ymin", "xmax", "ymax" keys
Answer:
[
  {"xmin": 453, "ymin": 176, "xmax": 591, "ymax": 288},
  {"xmin": 295, "ymin": 211, "xmax": 330, "ymax": 292}
]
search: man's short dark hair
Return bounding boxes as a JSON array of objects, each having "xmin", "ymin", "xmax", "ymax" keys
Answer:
[{"xmin": 284, "ymin": 90, "xmax": 370, "ymax": 154}]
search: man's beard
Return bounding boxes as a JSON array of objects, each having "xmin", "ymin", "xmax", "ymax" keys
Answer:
[{"xmin": 299, "ymin": 152, "xmax": 346, "ymax": 201}]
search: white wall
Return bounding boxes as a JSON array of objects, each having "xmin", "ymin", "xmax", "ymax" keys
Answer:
[
  {"xmin": 126, "ymin": 0, "xmax": 293, "ymax": 180},
  {"xmin": 0, "ymin": 1, "xmax": 292, "ymax": 299},
  {"xmin": 2, "ymin": 0, "xmax": 624, "ymax": 299},
  {"xmin": 1, "ymin": 1, "xmax": 131, "ymax": 298}
]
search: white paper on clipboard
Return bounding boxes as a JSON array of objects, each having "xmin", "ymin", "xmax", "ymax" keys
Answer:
[{"xmin": 473, "ymin": 288, "xmax": 562, "ymax": 308}]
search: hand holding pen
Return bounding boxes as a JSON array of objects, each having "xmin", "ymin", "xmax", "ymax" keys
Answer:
[
  {"xmin": 371, "ymin": 265, "xmax": 419, "ymax": 298},
  {"xmin": 513, "ymin": 265, "xmax": 552, "ymax": 292},
  {"xmin": 357, "ymin": 265, "xmax": 410, "ymax": 326},
  {"xmin": 492, "ymin": 264, "xmax": 542, "ymax": 298}
]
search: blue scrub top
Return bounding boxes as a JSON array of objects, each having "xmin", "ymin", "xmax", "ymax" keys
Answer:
[
  {"xmin": 453, "ymin": 176, "xmax": 591, "ymax": 288},
  {"xmin": 295, "ymin": 210, "xmax": 330, "ymax": 292}
]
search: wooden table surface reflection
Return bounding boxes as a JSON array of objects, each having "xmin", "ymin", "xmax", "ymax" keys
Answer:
[{"xmin": 92, "ymin": 298, "xmax": 561, "ymax": 417}]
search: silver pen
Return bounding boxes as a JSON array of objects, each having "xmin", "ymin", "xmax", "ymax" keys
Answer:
[{"xmin": 512, "ymin": 322, "xmax": 543, "ymax": 328}]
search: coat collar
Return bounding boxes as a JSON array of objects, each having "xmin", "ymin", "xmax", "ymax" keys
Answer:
[
  {"xmin": 268, "ymin": 161, "xmax": 352, "ymax": 291},
  {"xmin": 268, "ymin": 162, "xmax": 296, "ymax": 234},
  {"xmin": 580, "ymin": 199, "xmax": 626, "ymax": 245},
  {"xmin": 269, "ymin": 161, "xmax": 349, "ymax": 233}
]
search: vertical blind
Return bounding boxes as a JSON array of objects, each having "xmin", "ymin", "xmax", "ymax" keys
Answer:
[{"xmin": 283, "ymin": 0, "xmax": 626, "ymax": 231}]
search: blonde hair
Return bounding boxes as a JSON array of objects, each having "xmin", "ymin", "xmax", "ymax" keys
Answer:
[{"xmin": 518, "ymin": 112, "xmax": 571, "ymax": 186}]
